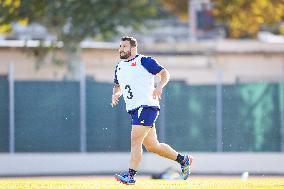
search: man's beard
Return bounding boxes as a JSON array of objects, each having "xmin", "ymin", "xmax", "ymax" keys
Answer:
[{"xmin": 120, "ymin": 51, "xmax": 131, "ymax": 59}]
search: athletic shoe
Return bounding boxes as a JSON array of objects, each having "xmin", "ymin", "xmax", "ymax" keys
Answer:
[
  {"xmin": 181, "ymin": 155, "xmax": 193, "ymax": 180},
  {"xmin": 114, "ymin": 172, "xmax": 136, "ymax": 185}
]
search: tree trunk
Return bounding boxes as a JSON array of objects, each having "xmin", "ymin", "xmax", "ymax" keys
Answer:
[{"xmin": 64, "ymin": 46, "xmax": 81, "ymax": 80}]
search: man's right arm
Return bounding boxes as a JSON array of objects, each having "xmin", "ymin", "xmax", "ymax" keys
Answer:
[{"xmin": 111, "ymin": 84, "xmax": 122, "ymax": 107}]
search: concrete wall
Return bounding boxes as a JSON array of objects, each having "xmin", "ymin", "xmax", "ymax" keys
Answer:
[
  {"xmin": 0, "ymin": 40, "xmax": 284, "ymax": 84},
  {"xmin": 0, "ymin": 153, "xmax": 283, "ymax": 176}
]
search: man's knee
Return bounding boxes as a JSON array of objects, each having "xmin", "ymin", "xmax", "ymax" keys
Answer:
[
  {"xmin": 145, "ymin": 143, "xmax": 160, "ymax": 153},
  {"xmin": 131, "ymin": 136, "xmax": 144, "ymax": 148}
]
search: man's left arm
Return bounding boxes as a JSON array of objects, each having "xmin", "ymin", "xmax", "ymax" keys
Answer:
[
  {"xmin": 140, "ymin": 56, "xmax": 170, "ymax": 100},
  {"xmin": 153, "ymin": 68, "xmax": 170, "ymax": 100}
]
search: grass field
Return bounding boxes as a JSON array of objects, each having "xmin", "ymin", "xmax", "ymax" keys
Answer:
[{"xmin": 0, "ymin": 176, "xmax": 284, "ymax": 189}]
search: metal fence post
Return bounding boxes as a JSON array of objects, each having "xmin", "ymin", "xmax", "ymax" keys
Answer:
[
  {"xmin": 8, "ymin": 63, "xmax": 15, "ymax": 153},
  {"xmin": 159, "ymin": 93, "xmax": 166, "ymax": 142},
  {"xmin": 216, "ymin": 69, "xmax": 223, "ymax": 152},
  {"xmin": 281, "ymin": 65, "xmax": 284, "ymax": 152},
  {"xmin": 80, "ymin": 63, "xmax": 87, "ymax": 153}
]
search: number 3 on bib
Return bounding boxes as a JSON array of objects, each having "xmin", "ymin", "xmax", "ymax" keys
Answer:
[{"xmin": 125, "ymin": 85, "xmax": 133, "ymax": 99}]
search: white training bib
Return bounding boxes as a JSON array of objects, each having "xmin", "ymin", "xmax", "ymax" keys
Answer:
[{"xmin": 115, "ymin": 54, "xmax": 161, "ymax": 112}]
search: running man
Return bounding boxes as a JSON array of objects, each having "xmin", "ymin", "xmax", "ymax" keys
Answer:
[{"xmin": 111, "ymin": 36, "xmax": 193, "ymax": 185}]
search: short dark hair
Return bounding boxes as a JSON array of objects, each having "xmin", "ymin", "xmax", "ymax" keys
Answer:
[{"xmin": 121, "ymin": 36, "xmax": 137, "ymax": 47}]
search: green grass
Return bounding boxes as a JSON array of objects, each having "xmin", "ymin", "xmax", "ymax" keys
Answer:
[{"xmin": 0, "ymin": 176, "xmax": 284, "ymax": 189}]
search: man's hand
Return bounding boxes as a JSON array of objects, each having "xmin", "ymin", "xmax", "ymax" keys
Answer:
[
  {"xmin": 111, "ymin": 84, "xmax": 121, "ymax": 107},
  {"xmin": 152, "ymin": 86, "xmax": 162, "ymax": 100},
  {"xmin": 111, "ymin": 94, "xmax": 121, "ymax": 107}
]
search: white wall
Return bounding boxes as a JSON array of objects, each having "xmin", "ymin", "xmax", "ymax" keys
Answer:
[
  {"xmin": 1, "ymin": 40, "xmax": 284, "ymax": 84},
  {"xmin": 0, "ymin": 152, "xmax": 283, "ymax": 176}
]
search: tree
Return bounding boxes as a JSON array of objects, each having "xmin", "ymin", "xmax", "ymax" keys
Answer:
[
  {"xmin": 212, "ymin": 0, "xmax": 284, "ymax": 38},
  {"xmin": 160, "ymin": 0, "xmax": 284, "ymax": 38},
  {"xmin": 0, "ymin": 0, "xmax": 159, "ymax": 79},
  {"xmin": 161, "ymin": 0, "xmax": 188, "ymax": 22}
]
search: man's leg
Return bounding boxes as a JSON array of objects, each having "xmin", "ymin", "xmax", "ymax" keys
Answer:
[
  {"xmin": 143, "ymin": 126, "xmax": 193, "ymax": 180},
  {"xmin": 130, "ymin": 125, "xmax": 152, "ymax": 170},
  {"xmin": 114, "ymin": 125, "xmax": 151, "ymax": 185},
  {"xmin": 143, "ymin": 126, "xmax": 177, "ymax": 160}
]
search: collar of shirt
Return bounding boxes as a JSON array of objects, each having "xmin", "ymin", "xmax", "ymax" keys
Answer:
[{"xmin": 123, "ymin": 54, "xmax": 139, "ymax": 62}]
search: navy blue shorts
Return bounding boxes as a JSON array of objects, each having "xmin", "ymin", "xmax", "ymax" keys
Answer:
[{"xmin": 129, "ymin": 107, "xmax": 159, "ymax": 127}]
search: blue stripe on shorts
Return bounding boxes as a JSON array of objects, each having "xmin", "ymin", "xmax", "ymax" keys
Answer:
[{"xmin": 129, "ymin": 107, "xmax": 159, "ymax": 127}]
